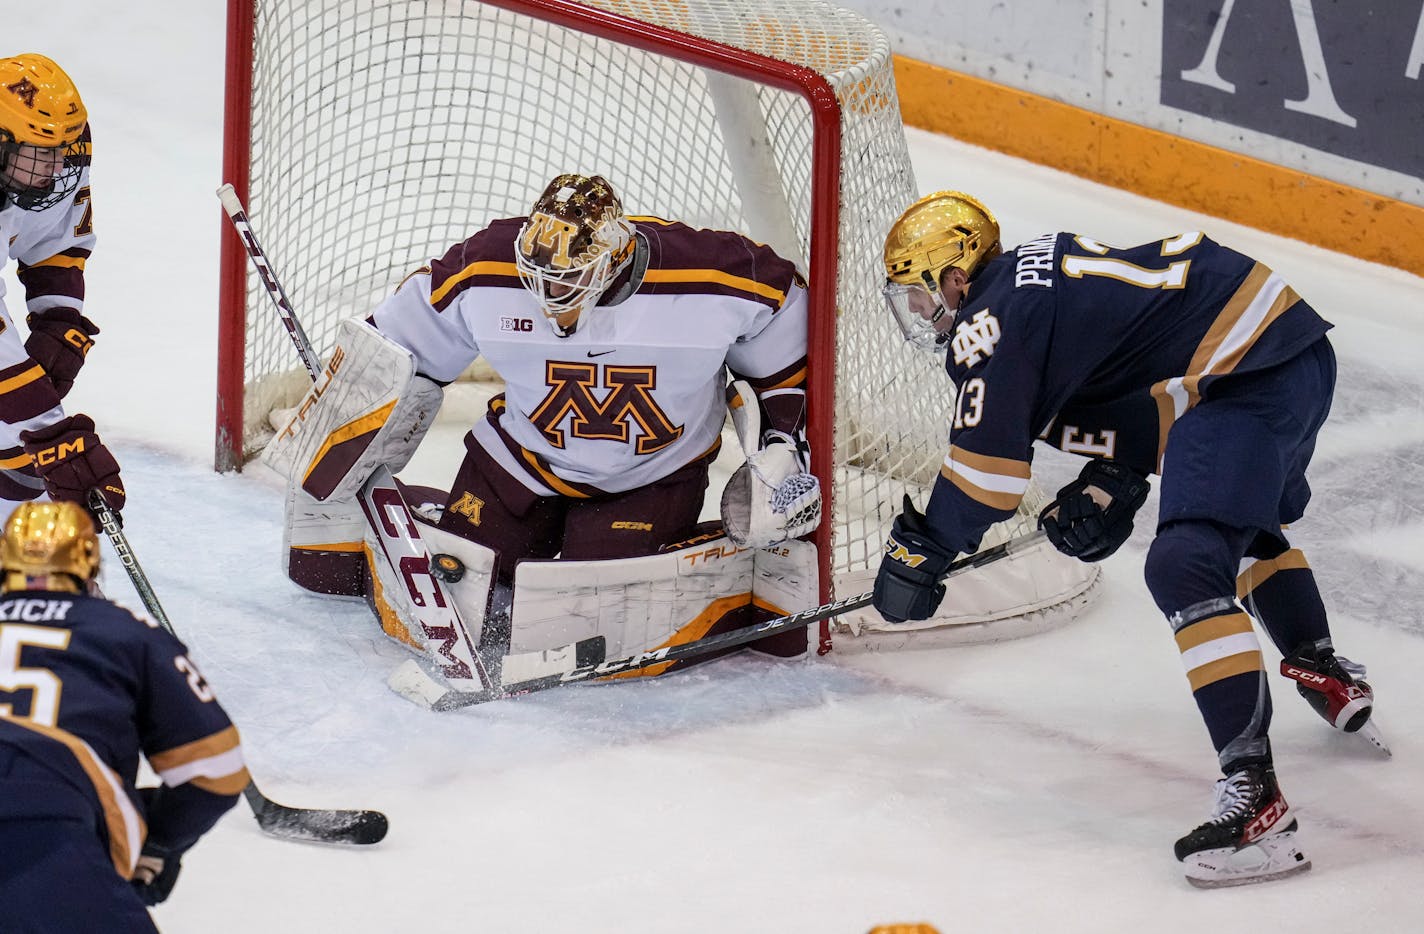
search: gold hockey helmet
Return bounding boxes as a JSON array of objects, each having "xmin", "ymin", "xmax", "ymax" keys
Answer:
[
  {"xmin": 0, "ymin": 53, "xmax": 87, "ymax": 211},
  {"xmin": 0, "ymin": 54, "xmax": 87, "ymax": 147},
  {"xmin": 514, "ymin": 173, "xmax": 637, "ymax": 337},
  {"xmin": 1, "ymin": 502, "xmax": 100, "ymax": 594},
  {"xmin": 883, "ymin": 191, "xmax": 1001, "ymax": 287},
  {"xmin": 882, "ymin": 191, "xmax": 1001, "ymax": 351}
]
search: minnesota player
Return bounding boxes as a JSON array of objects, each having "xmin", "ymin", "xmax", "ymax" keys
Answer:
[
  {"xmin": 871, "ymin": 191, "xmax": 1380, "ymax": 887},
  {"xmin": 0, "ymin": 502, "xmax": 247, "ymax": 930},
  {"xmin": 0, "ymin": 53, "xmax": 125, "ymax": 515},
  {"xmin": 279, "ymin": 173, "xmax": 818, "ymax": 662}
]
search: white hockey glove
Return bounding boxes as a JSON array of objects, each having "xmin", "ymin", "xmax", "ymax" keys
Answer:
[{"xmin": 720, "ymin": 381, "xmax": 821, "ymax": 549}]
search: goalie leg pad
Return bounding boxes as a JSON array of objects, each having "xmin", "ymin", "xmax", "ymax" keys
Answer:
[
  {"xmin": 510, "ymin": 535, "xmax": 757, "ymax": 676},
  {"xmin": 284, "ymin": 484, "xmax": 366, "ymax": 596},
  {"xmin": 264, "ymin": 319, "xmax": 443, "ymax": 502},
  {"xmin": 747, "ymin": 539, "xmax": 818, "ymax": 658},
  {"xmin": 509, "ymin": 535, "xmax": 819, "ymax": 673}
]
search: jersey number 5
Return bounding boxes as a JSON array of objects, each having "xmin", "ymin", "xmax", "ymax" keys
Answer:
[{"xmin": 0, "ymin": 624, "xmax": 72, "ymax": 727}]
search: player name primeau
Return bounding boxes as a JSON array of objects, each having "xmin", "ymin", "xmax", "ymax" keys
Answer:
[
  {"xmin": 1015, "ymin": 232, "xmax": 1057, "ymax": 288},
  {"xmin": 0, "ymin": 598, "xmax": 73, "ymax": 622}
]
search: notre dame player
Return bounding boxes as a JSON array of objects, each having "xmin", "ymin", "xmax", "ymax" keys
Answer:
[
  {"xmin": 0, "ymin": 503, "xmax": 247, "ymax": 931},
  {"xmin": 871, "ymin": 191, "xmax": 1381, "ymax": 887}
]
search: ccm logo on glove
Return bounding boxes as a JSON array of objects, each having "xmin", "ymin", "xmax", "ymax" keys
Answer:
[
  {"xmin": 20, "ymin": 414, "xmax": 126, "ymax": 512},
  {"xmin": 26, "ymin": 307, "xmax": 99, "ymax": 399},
  {"xmin": 30, "ymin": 436, "xmax": 87, "ymax": 465},
  {"xmin": 884, "ymin": 541, "xmax": 931, "ymax": 568}
]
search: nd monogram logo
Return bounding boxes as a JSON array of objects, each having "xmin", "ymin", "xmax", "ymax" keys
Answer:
[
  {"xmin": 950, "ymin": 309, "xmax": 1001, "ymax": 368},
  {"xmin": 529, "ymin": 361, "xmax": 682, "ymax": 454}
]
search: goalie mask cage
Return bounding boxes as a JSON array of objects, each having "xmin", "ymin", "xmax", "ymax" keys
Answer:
[{"xmin": 217, "ymin": 0, "xmax": 1098, "ymax": 648}]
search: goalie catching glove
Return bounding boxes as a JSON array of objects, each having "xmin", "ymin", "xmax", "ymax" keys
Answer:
[
  {"xmin": 872, "ymin": 495, "xmax": 955, "ymax": 623},
  {"xmin": 1038, "ymin": 457, "xmax": 1150, "ymax": 562},
  {"xmin": 720, "ymin": 380, "xmax": 820, "ymax": 548}
]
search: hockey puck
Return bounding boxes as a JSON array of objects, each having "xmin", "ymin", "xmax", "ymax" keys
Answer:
[{"xmin": 431, "ymin": 553, "xmax": 465, "ymax": 583}]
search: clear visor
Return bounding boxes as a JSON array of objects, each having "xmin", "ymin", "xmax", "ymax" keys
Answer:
[
  {"xmin": 514, "ymin": 249, "xmax": 611, "ymax": 335},
  {"xmin": 881, "ymin": 280, "xmax": 951, "ymax": 353}
]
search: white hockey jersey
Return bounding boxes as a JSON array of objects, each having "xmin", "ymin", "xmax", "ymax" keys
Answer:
[
  {"xmin": 371, "ymin": 215, "xmax": 808, "ymax": 497},
  {"xmin": 0, "ymin": 124, "xmax": 96, "ymax": 484}
]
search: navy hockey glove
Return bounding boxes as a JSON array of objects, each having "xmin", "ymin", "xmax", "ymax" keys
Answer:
[
  {"xmin": 20, "ymin": 414, "xmax": 126, "ymax": 512},
  {"xmin": 130, "ymin": 842, "xmax": 181, "ymax": 906},
  {"xmin": 25, "ymin": 307, "xmax": 98, "ymax": 399},
  {"xmin": 872, "ymin": 495, "xmax": 956, "ymax": 623},
  {"xmin": 1039, "ymin": 458, "xmax": 1150, "ymax": 562}
]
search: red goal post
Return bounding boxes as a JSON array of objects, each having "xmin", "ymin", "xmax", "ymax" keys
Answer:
[{"xmin": 217, "ymin": 0, "xmax": 1098, "ymax": 648}]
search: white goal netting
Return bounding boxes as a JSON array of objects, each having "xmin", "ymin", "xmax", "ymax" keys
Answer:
[{"xmin": 222, "ymin": 0, "xmax": 1097, "ymax": 640}]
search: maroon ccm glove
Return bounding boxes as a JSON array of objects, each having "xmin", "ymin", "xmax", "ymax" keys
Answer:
[
  {"xmin": 25, "ymin": 307, "xmax": 99, "ymax": 398},
  {"xmin": 20, "ymin": 414, "xmax": 125, "ymax": 512}
]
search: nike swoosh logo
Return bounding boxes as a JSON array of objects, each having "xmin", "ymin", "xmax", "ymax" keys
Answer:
[{"xmin": 587, "ymin": 349, "xmax": 616, "ymax": 357}]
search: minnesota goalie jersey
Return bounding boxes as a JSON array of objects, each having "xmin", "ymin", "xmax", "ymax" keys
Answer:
[{"xmin": 369, "ymin": 215, "xmax": 809, "ymax": 498}]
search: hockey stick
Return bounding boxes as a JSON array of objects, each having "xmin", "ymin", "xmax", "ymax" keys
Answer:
[
  {"xmin": 215, "ymin": 184, "xmax": 322, "ymax": 380},
  {"xmin": 87, "ymin": 489, "xmax": 389, "ymax": 845},
  {"xmin": 216, "ymin": 183, "xmax": 522, "ymax": 698},
  {"xmin": 425, "ymin": 528, "xmax": 1050, "ymax": 711}
]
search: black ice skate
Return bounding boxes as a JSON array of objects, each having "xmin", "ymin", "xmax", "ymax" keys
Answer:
[
  {"xmin": 1174, "ymin": 764, "xmax": 1310, "ymax": 888},
  {"xmin": 1280, "ymin": 641, "xmax": 1390, "ymax": 757}
]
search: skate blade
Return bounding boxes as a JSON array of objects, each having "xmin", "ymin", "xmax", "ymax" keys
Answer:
[
  {"xmin": 1183, "ymin": 834, "xmax": 1311, "ymax": 889},
  {"xmin": 1186, "ymin": 859, "xmax": 1312, "ymax": 889},
  {"xmin": 1354, "ymin": 719, "xmax": 1392, "ymax": 758}
]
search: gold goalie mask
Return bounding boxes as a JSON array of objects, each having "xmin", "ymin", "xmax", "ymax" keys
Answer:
[
  {"xmin": 515, "ymin": 173, "xmax": 637, "ymax": 337},
  {"xmin": 881, "ymin": 191, "xmax": 1001, "ymax": 352},
  {"xmin": 1, "ymin": 502, "xmax": 101, "ymax": 594}
]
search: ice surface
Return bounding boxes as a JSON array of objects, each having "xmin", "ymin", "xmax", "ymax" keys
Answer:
[{"xmin": 7, "ymin": 5, "xmax": 1424, "ymax": 932}]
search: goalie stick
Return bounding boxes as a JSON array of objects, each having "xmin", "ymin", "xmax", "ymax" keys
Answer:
[
  {"xmin": 215, "ymin": 184, "xmax": 323, "ymax": 380},
  {"xmin": 420, "ymin": 528, "xmax": 1051, "ymax": 711},
  {"xmin": 87, "ymin": 490, "xmax": 389, "ymax": 846},
  {"xmin": 219, "ymin": 182, "xmax": 532, "ymax": 703}
]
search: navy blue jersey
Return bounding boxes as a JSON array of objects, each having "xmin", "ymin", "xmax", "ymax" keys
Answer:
[
  {"xmin": 0, "ymin": 591, "xmax": 247, "ymax": 879},
  {"xmin": 925, "ymin": 232, "xmax": 1332, "ymax": 555}
]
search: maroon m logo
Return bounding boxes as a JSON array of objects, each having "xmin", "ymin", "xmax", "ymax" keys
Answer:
[
  {"xmin": 6, "ymin": 78, "xmax": 38, "ymax": 109},
  {"xmin": 529, "ymin": 361, "xmax": 682, "ymax": 454}
]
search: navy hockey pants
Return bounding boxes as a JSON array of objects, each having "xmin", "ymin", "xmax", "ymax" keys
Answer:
[
  {"xmin": 1144, "ymin": 338, "xmax": 1338, "ymax": 770},
  {"xmin": 0, "ymin": 747, "xmax": 158, "ymax": 933}
]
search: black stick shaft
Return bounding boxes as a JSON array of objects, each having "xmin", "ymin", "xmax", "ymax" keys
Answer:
[
  {"xmin": 87, "ymin": 489, "xmax": 388, "ymax": 845},
  {"xmin": 216, "ymin": 183, "xmax": 323, "ymax": 380},
  {"xmin": 436, "ymin": 529, "xmax": 1047, "ymax": 710}
]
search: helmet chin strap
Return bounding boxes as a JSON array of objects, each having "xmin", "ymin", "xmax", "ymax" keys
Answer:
[
  {"xmin": 920, "ymin": 269, "xmax": 950, "ymax": 326},
  {"xmin": 919, "ymin": 268, "xmax": 971, "ymax": 347}
]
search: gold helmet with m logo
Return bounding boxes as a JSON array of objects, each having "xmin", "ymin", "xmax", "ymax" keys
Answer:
[{"xmin": 0, "ymin": 53, "xmax": 88, "ymax": 212}]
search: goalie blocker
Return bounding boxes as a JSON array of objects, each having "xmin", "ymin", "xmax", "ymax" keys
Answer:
[{"xmin": 270, "ymin": 321, "xmax": 815, "ymax": 686}]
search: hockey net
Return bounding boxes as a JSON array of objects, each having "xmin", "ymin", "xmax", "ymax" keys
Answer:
[{"xmin": 217, "ymin": 0, "xmax": 1098, "ymax": 647}]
